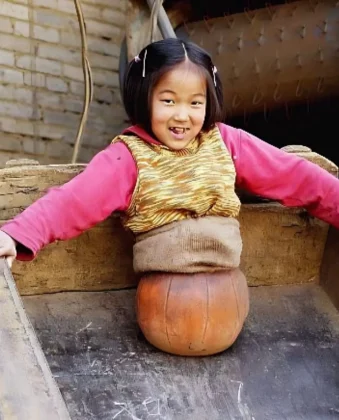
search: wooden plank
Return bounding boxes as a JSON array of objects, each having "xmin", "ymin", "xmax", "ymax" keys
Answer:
[
  {"xmin": 239, "ymin": 203, "xmax": 329, "ymax": 286},
  {"xmin": 320, "ymin": 226, "xmax": 339, "ymax": 310},
  {"xmin": 0, "ymin": 163, "xmax": 136, "ymax": 295},
  {"xmin": 0, "ymin": 258, "xmax": 71, "ymax": 420},
  {"xmin": 23, "ymin": 284, "xmax": 339, "ymax": 420},
  {"xmin": 5, "ymin": 202, "xmax": 329, "ymax": 294},
  {"xmin": 0, "ymin": 154, "xmax": 335, "ymax": 294}
]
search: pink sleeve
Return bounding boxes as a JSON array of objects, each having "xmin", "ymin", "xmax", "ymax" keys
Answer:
[
  {"xmin": 218, "ymin": 123, "xmax": 339, "ymax": 229},
  {"xmin": 1, "ymin": 142, "xmax": 137, "ymax": 260}
]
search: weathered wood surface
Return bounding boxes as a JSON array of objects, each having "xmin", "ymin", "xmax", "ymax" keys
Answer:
[
  {"xmin": 280, "ymin": 145, "xmax": 338, "ymax": 177},
  {"xmin": 0, "ymin": 163, "xmax": 136, "ymax": 295},
  {"xmin": 0, "ymin": 151, "xmax": 337, "ymax": 295},
  {"xmin": 23, "ymin": 284, "xmax": 339, "ymax": 420},
  {"xmin": 321, "ymin": 226, "xmax": 339, "ymax": 310},
  {"xmin": 239, "ymin": 203, "xmax": 329, "ymax": 286},
  {"xmin": 0, "ymin": 259, "xmax": 71, "ymax": 420}
]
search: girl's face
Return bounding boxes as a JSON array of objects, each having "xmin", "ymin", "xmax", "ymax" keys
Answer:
[{"xmin": 151, "ymin": 62, "xmax": 207, "ymax": 150}]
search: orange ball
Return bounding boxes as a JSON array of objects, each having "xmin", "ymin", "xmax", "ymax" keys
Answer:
[{"xmin": 136, "ymin": 269, "xmax": 249, "ymax": 356}]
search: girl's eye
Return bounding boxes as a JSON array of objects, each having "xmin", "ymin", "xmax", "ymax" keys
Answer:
[
  {"xmin": 192, "ymin": 101, "xmax": 203, "ymax": 106},
  {"xmin": 161, "ymin": 99, "xmax": 174, "ymax": 104}
]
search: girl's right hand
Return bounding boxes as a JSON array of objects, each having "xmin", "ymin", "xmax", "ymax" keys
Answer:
[{"xmin": 0, "ymin": 230, "xmax": 17, "ymax": 268}]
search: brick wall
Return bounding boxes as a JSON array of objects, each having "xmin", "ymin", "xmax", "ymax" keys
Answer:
[{"xmin": 0, "ymin": 0, "xmax": 128, "ymax": 167}]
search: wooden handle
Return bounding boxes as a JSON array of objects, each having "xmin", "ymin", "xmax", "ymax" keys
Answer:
[{"xmin": 0, "ymin": 257, "xmax": 71, "ymax": 420}]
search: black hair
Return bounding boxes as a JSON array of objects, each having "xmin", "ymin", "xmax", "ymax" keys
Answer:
[{"xmin": 122, "ymin": 37, "xmax": 223, "ymax": 135}]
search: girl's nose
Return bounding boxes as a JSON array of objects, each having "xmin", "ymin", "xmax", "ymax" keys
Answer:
[{"xmin": 174, "ymin": 107, "xmax": 189, "ymax": 121}]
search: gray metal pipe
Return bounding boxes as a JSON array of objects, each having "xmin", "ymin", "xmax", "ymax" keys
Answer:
[{"xmin": 146, "ymin": 0, "xmax": 176, "ymax": 39}]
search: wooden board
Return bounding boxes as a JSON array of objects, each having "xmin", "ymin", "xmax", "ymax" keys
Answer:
[
  {"xmin": 0, "ymin": 156, "xmax": 336, "ymax": 294},
  {"xmin": 23, "ymin": 283, "xmax": 339, "ymax": 420},
  {"xmin": 321, "ymin": 225, "xmax": 339, "ymax": 310},
  {"xmin": 0, "ymin": 259, "xmax": 71, "ymax": 420},
  {"xmin": 5, "ymin": 203, "xmax": 330, "ymax": 294}
]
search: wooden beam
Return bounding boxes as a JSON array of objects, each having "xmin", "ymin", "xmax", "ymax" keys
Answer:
[{"xmin": 0, "ymin": 258, "xmax": 71, "ymax": 419}]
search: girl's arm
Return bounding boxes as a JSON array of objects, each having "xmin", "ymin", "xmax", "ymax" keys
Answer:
[
  {"xmin": 218, "ymin": 123, "xmax": 339, "ymax": 228},
  {"xmin": 1, "ymin": 142, "xmax": 137, "ymax": 260}
]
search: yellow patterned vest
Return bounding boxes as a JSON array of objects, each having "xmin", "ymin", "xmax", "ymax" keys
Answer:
[{"xmin": 112, "ymin": 125, "xmax": 241, "ymax": 233}]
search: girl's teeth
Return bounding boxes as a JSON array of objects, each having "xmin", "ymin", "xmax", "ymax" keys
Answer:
[{"xmin": 172, "ymin": 128, "xmax": 185, "ymax": 134}]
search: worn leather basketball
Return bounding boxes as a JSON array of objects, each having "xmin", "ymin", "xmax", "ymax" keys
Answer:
[{"xmin": 136, "ymin": 269, "xmax": 249, "ymax": 356}]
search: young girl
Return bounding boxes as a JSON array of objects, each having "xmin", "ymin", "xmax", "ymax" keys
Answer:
[{"xmin": 1, "ymin": 37, "xmax": 339, "ymax": 269}]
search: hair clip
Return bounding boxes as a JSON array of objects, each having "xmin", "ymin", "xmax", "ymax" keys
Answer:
[
  {"xmin": 212, "ymin": 65, "xmax": 217, "ymax": 87},
  {"xmin": 134, "ymin": 55, "xmax": 141, "ymax": 63},
  {"xmin": 142, "ymin": 49, "xmax": 147, "ymax": 78},
  {"xmin": 182, "ymin": 43, "xmax": 188, "ymax": 59}
]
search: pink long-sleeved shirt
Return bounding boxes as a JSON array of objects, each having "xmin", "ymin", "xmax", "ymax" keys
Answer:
[{"xmin": 2, "ymin": 123, "xmax": 339, "ymax": 260}]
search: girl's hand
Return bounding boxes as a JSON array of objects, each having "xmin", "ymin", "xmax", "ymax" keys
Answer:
[{"xmin": 0, "ymin": 230, "xmax": 17, "ymax": 267}]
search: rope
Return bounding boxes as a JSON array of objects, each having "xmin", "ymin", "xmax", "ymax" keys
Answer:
[
  {"xmin": 71, "ymin": 0, "xmax": 173, "ymax": 163},
  {"xmin": 71, "ymin": 0, "xmax": 93, "ymax": 163}
]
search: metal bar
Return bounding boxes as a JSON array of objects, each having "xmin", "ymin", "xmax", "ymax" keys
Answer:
[{"xmin": 146, "ymin": 0, "xmax": 176, "ymax": 39}]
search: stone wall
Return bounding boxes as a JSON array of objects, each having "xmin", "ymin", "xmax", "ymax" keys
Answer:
[{"xmin": 0, "ymin": 0, "xmax": 128, "ymax": 167}]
